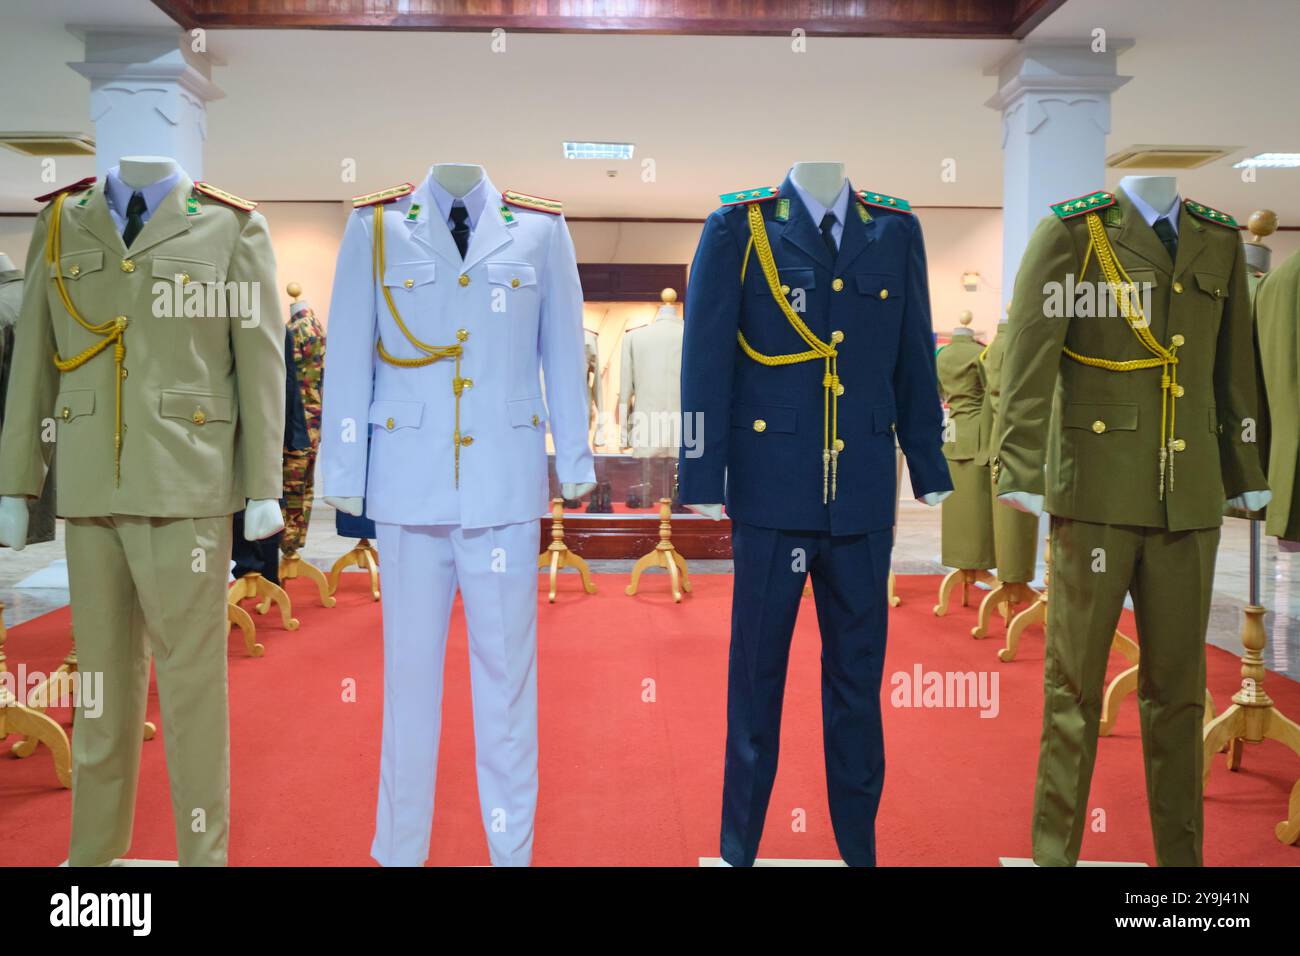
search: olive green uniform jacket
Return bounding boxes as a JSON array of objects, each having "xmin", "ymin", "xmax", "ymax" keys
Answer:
[{"xmin": 936, "ymin": 332, "xmax": 995, "ymax": 568}]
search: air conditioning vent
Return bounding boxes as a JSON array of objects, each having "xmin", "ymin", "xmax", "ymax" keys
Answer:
[
  {"xmin": 0, "ymin": 132, "xmax": 96, "ymax": 157},
  {"xmin": 1106, "ymin": 145, "xmax": 1238, "ymax": 170}
]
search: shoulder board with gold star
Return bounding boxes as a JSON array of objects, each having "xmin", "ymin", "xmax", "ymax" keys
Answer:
[
  {"xmin": 33, "ymin": 177, "xmax": 96, "ymax": 204},
  {"xmin": 1050, "ymin": 191, "xmax": 1114, "ymax": 220},
  {"xmin": 1184, "ymin": 199, "xmax": 1238, "ymax": 229},
  {"xmin": 857, "ymin": 190, "xmax": 912, "ymax": 214},
  {"xmin": 502, "ymin": 189, "xmax": 563, "ymax": 215},
  {"xmin": 719, "ymin": 186, "xmax": 779, "ymax": 207},
  {"xmin": 351, "ymin": 182, "xmax": 414, "ymax": 209},
  {"xmin": 194, "ymin": 181, "xmax": 257, "ymax": 212}
]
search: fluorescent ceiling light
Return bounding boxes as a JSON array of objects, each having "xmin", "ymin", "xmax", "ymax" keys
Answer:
[
  {"xmin": 563, "ymin": 142, "xmax": 634, "ymax": 160},
  {"xmin": 1233, "ymin": 153, "xmax": 1300, "ymax": 169}
]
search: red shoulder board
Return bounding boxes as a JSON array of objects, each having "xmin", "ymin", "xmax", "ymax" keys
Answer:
[
  {"xmin": 194, "ymin": 181, "xmax": 258, "ymax": 211},
  {"xmin": 352, "ymin": 182, "xmax": 414, "ymax": 209},
  {"xmin": 34, "ymin": 177, "xmax": 96, "ymax": 204},
  {"xmin": 503, "ymin": 189, "xmax": 563, "ymax": 215}
]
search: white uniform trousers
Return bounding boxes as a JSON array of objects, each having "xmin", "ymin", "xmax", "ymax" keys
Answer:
[{"xmin": 372, "ymin": 520, "xmax": 540, "ymax": 867}]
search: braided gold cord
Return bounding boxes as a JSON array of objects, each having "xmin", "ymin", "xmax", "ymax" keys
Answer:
[{"xmin": 46, "ymin": 191, "xmax": 126, "ymax": 484}]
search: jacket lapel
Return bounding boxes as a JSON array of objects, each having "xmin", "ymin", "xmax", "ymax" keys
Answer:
[
  {"xmin": 1171, "ymin": 203, "xmax": 1209, "ymax": 282},
  {"xmin": 1113, "ymin": 189, "xmax": 1174, "ymax": 276},
  {"xmin": 462, "ymin": 179, "xmax": 512, "ymax": 274},
  {"xmin": 408, "ymin": 177, "xmax": 464, "ymax": 269},
  {"xmin": 120, "ymin": 177, "xmax": 193, "ymax": 259},
  {"xmin": 778, "ymin": 175, "xmax": 833, "ymax": 271},
  {"xmin": 76, "ymin": 186, "xmax": 128, "ymax": 258},
  {"xmin": 833, "ymin": 185, "xmax": 875, "ymax": 274}
]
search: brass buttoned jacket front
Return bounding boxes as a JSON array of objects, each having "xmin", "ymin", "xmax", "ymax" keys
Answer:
[
  {"xmin": 996, "ymin": 190, "xmax": 1267, "ymax": 531},
  {"xmin": 0, "ymin": 177, "xmax": 285, "ymax": 518}
]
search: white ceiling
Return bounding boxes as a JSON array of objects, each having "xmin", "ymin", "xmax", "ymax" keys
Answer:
[{"xmin": 1, "ymin": 0, "xmax": 1297, "ymax": 223}]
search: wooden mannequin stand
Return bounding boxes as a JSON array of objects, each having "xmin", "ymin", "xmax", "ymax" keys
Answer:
[
  {"xmin": 626, "ymin": 498, "xmax": 692, "ymax": 603},
  {"xmin": 329, "ymin": 539, "xmax": 380, "ymax": 602},
  {"xmin": 279, "ymin": 551, "xmax": 335, "ymax": 608},
  {"xmin": 538, "ymin": 499, "xmax": 596, "ymax": 603},
  {"xmin": 227, "ymin": 603, "xmax": 263, "ymax": 658},
  {"xmin": 992, "ymin": 535, "xmax": 1051, "ymax": 661},
  {"xmin": 934, "ymin": 569, "xmax": 997, "ymax": 617},
  {"xmin": 972, "ymin": 580, "xmax": 1036, "ymax": 642},
  {"xmin": 227, "ymin": 573, "xmax": 299, "ymax": 656},
  {"xmin": 0, "ymin": 602, "xmax": 71, "ymax": 788}
]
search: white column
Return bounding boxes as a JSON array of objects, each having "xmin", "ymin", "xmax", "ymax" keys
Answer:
[
  {"xmin": 69, "ymin": 28, "xmax": 223, "ymax": 180},
  {"xmin": 986, "ymin": 42, "xmax": 1131, "ymax": 310}
]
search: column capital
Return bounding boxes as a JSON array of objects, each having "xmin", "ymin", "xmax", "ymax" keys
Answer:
[
  {"xmin": 984, "ymin": 40, "xmax": 1132, "ymax": 113},
  {"xmin": 68, "ymin": 27, "xmax": 224, "ymax": 103}
]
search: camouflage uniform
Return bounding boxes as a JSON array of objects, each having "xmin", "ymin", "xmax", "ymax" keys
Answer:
[{"xmin": 282, "ymin": 301, "xmax": 325, "ymax": 554}]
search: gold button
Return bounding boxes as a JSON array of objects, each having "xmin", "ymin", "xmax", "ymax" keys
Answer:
[
  {"xmin": 192, "ymin": 408, "xmax": 207, "ymax": 425},
  {"xmin": 121, "ymin": 259, "xmax": 135, "ymax": 273},
  {"xmin": 835, "ymin": 384, "xmax": 845, "ymax": 397},
  {"xmin": 511, "ymin": 278, "xmax": 520, "ymax": 289},
  {"xmin": 879, "ymin": 289, "xmax": 889, "ymax": 300},
  {"xmin": 403, "ymin": 279, "xmax": 414, "ymax": 289},
  {"xmin": 461, "ymin": 378, "xmax": 473, "ymax": 389},
  {"xmin": 531, "ymin": 414, "xmax": 539, "ymax": 426},
  {"xmin": 1092, "ymin": 420, "xmax": 1106, "ymax": 434},
  {"xmin": 60, "ymin": 407, "xmax": 71, "ymax": 421},
  {"xmin": 832, "ymin": 278, "xmax": 845, "ymax": 292},
  {"xmin": 753, "ymin": 419, "xmax": 767, "ymax": 433},
  {"xmin": 1171, "ymin": 384, "xmax": 1185, "ymax": 397},
  {"xmin": 114, "ymin": 315, "xmax": 128, "ymax": 331},
  {"xmin": 458, "ymin": 274, "xmax": 470, "ymax": 287},
  {"xmin": 120, "ymin": 367, "xmax": 128, "ymax": 380},
  {"xmin": 180, "ymin": 273, "xmax": 191, "ymax": 285},
  {"xmin": 831, "ymin": 330, "xmax": 844, "ymax": 344},
  {"xmin": 1172, "ymin": 438, "xmax": 1187, "ymax": 452},
  {"xmin": 69, "ymin": 264, "xmax": 80, "ymax": 277},
  {"xmin": 1172, "ymin": 281, "xmax": 1184, "ymax": 294},
  {"xmin": 460, "ymin": 435, "xmax": 474, "ymax": 446},
  {"xmin": 1171, "ymin": 334, "xmax": 1185, "ymax": 347},
  {"xmin": 456, "ymin": 328, "xmax": 469, "ymax": 342},
  {"xmin": 385, "ymin": 417, "xmax": 395, "ymax": 431},
  {"xmin": 834, "ymin": 438, "xmax": 846, "ymax": 452},
  {"xmin": 780, "ymin": 284, "xmax": 790, "ymax": 295}
]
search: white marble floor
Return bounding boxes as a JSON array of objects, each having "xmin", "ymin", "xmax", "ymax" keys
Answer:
[{"xmin": 3, "ymin": 498, "xmax": 1298, "ymax": 680}]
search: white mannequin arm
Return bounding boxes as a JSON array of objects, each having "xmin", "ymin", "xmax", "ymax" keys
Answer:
[
  {"xmin": 326, "ymin": 495, "xmax": 364, "ymax": 517},
  {"xmin": 562, "ymin": 481, "xmax": 596, "ymax": 500},
  {"xmin": 0, "ymin": 496, "xmax": 30, "ymax": 551},
  {"xmin": 1228, "ymin": 490, "xmax": 1271, "ymax": 511},
  {"xmin": 920, "ymin": 491, "xmax": 951, "ymax": 506},
  {"xmin": 243, "ymin": 498, "xmax": 285, "ymax": 540},
  {"xmin": 685, "ymin": 503, "xmax": 725, "ymax": 521},
  {"xmin": 999, "ymin": 491, "xmax": 1045, "ymax": 516}
]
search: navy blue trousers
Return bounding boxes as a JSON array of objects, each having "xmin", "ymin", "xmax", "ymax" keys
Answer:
[{"xmin": 721, "ymin": 521, "xmax": 894, "ymax": 867}]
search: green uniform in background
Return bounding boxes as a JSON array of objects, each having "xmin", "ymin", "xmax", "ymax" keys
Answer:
[
  {"xmin": 996, "ymin": 188, "xmax": 1268, "ymax": 866},
  {"xmin": 979, "ymin": 324, "xmax": 1040, "ymax": 582},
  {"xmin": 1253, "ymin": 252, "xmax": 1300, "ymax": 541},
  {"xmin": 936, "ymin": 331, "xmax": 995, "ymax": 568}
]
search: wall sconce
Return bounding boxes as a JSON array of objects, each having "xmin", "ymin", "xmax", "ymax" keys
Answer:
[{"xmin": 961, "ymin": 271, "xmax": 981, "ymax": 291}]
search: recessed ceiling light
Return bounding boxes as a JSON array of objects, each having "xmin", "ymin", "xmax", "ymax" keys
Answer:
[
  {"xmin": 1233, "ymin": 153, "xmax": 1300, "ymax": 169},
  {"xmin": 563, "ymin": 142, "xmax": 634, "ymax": 160}
]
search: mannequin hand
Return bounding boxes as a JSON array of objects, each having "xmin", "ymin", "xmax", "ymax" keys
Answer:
[
  {"xmin": 686, "ymin": 503, "xmax": 725, "ymax": 521},
  {"xmin": 999, "ymin": 492, "xmax": 1044, "ymax": 516},
  {"xmin": 325, "ymin": 496, "xmax": 364, "ymax": 517},
  {"xmin": 562, "ymin": 482, "xmax": 597, "ymax": 501},
  {"xmin": 920, "ymin": 491, "xmax": 951, "ymax": 507},
  {"xmin": 1228, "ymin": 490, "xmax": 1272, "ymax": 511},
  {"xmin": 0, "ymin": 496, "xmax": 30, "ymax": 551},
  {"xmin": 243, "ymin": 498, "xmax": 285, "ymax": 541}
]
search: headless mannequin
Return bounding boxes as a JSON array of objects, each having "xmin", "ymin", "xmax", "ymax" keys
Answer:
[
  {"xmin": 686, "ymin": 162, "xmax": 949, "ymax": 520},
  {"xmin": 998, "ymin": 175, "xmax": 1270, "ymax": 516},
  {"xmin": 323, "ymin": 162, "xmax": 595, "ymax": 519},
  {"xmin": 0, "ymin": 155, "xmax": 285, "ymax": 549}
]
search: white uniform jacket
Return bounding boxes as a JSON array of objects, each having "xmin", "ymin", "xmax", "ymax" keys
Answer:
[{"xmin": 320, "ymin": 176, "xmax": 596, "ymax": 529}]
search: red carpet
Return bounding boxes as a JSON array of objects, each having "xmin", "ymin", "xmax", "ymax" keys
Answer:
[{"xmin": 2, "ymin": 572, "xmax": 1298, "ymax": 866}]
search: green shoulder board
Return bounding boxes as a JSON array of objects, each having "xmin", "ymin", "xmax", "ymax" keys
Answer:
[
  {"xmin": 1050, "ymin": 191, "xmax": 1115, "ymax": 220},
  {"xmin": 857, "ymin": 190, "xmax": 912, "ymax": 214},
  {"xmin": 1184, "ymin": 200, "xmax": 1238, "ymax": 229},
  {"xmin": 719, "ymin": 186, "xmax": 779, "ymax": 206}
]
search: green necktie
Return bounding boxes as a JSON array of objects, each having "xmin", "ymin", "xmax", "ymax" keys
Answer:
[{"xmin": 122, "ymin": 191, "xmax": 147, "ymax": 248}]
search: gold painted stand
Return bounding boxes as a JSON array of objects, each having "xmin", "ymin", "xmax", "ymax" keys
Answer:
[
  {"xmin": 228, "ymin": 603, "xmax": 263, "ymax": 657},
  {"xmin": 626, "ymin": 498, "xmax": 692, "ymax": 603},
  {"xmin": 329, "ymin": 538, "xmax": 380, "ymax": 602},
  {"xmin": 888, "ymin": 571, "xmax": 900, "ymax": 608},
  {"xmin": 538, "ymin": 498, "xmax": 596, "ymax": 603},
  {"xmin": 1099, "ymin": 644, "xmax": 1217, "ymax": 736},
  {"xmin": 279, "ymin": 551, "xmax": 335, "ymax": 608},
  {"xmin": 986, "ymin": 535, "xmax": 1048, "ymax": 662},
  {"xmin": 934, "ymin": 569, "xmax": 997, "ymax": 617},
  {"xmin": 972, "ymin": 581, "xmax": 1036, "ymax": 641},
  {"xmin": 0, "ymin": 602, "xmax": 71, "ymax": 788},
  {"xmin": 227, "ymin": 573, "xmax": 300, "ymax": 656},
  {"xmin": 1202, "ymin": 603, "xmax": 1300, "ymax": 844}
]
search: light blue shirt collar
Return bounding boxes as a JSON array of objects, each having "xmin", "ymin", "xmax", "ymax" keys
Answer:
[
  {"xmin": 425, "ymin": 171, "xmax": 491, "ymax": 234},
  {"xmin": 790, "ymin": 177, "xmax": 850, "ymax": 250},
  {"xmin": 104, "ymin": 165, "xmax": 181, "ymax": 231},
  {"xmin": 1122, "ymin": 184, "xmax": 1181, "ymax": 237}
]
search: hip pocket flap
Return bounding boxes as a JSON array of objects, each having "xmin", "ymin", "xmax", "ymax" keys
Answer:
[
  {"xmin": 369, "ymin": 399, "xmax": 424, "ymax": 431},
  {"xmin": 1063, "ymin": 402, "xmax": 1138, "ymax": 433},
  {"xmin": 54, "ymin": 389, "xmax": 96, "ymax": 422},
  {"xmin": 160, "ymin": 389, "xmax": 233, "ymax": 425},
  {"xmin": 733, "ymin": 403, "xmax": 796, "ymax": 434},
  {"xmin": 507, "ymin": 396, "xmax": 547, "ymax": 428}
]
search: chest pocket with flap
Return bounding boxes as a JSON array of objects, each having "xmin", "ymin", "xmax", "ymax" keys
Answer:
[
  {"xmin": 51, "ymin": 250, "xmax": 103, "ymax": 281},
  {"xmin": 1063, "ymin": 402, "xmax": 1138, "ymax": 435},
  {"xmin": 160, "ymin": 389, "xmax": 233, "ymax": 426},
  {"xmin": 487, "ymin": 263, "xmax": 537, "ymax": 290},
  {"xmin": 383, "ymin": 261, "xmax": 437, "ymax": 290},
  {"xmin": 152, "ymin": 256, "xmax": 221, "ymax": 286}
]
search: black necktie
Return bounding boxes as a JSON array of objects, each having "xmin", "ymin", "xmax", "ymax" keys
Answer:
[
  {"xmin": 122, "ymin": 191, "xmax": 147, "ymax": 248},
  {"xmin": 450, "ymin": 205, "xmax": 470, "ymax": 259},
  {"xmin": 819, "ymin": 211, "xmax": 838, "ymax": 259},
  {"xmin": 1153, "ymin": 216, "xmax": 1178, "ymax": 264}
]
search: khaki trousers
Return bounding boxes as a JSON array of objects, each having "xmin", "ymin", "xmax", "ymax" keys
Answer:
[
  {"xmin": 1033, "ymin": 516, "xmax": 1219, "ymax": 867},
  {"xmin": 65, "ymin": 514, "xmax": 233, "ymax": 867}
]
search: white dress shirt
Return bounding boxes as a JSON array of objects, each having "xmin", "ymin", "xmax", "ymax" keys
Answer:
[
  {"xmin": 790, "ymin": 178, "xmax": 850, "ymax": 250},
  {"xmin": 104, "ymin": 165, "xmax": 181, "ymax": 233},
  {"xmin": 1122, "ymin": 184, "xmax": 1182, "ymax": 236},
  {"xmin": 426, "ymin": 172, "xmax": 491, "ymax": 237}
]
